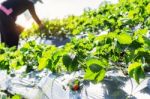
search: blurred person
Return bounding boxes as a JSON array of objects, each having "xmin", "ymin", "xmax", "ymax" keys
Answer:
[{"xmin": 0, "ymin": 0, "xmax": 43, "ymax": 47}]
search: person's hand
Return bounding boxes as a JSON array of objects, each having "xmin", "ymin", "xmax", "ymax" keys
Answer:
[
  {"xmin": 38, "ymin": 23, "xmax": 47, "ymax": 37},
  {"xmin": 39, "ymin": 23, "xmax": 45, "ymax": 30}
]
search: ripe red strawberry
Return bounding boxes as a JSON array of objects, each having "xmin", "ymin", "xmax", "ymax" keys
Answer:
[{"xmin": 72, "ymin": 84, "xmax": 79, "ymax": 91}]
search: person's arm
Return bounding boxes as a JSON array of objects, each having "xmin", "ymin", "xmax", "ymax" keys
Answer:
[{"xmin": 28, "ymin": 3, "xmax": 42, "ymax": 26}]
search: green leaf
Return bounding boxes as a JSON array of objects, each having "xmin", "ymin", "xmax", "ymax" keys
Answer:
[
  {"xmin": 134, "ymin": 29, "xmax": 148, "ymax": 36},
  {"xmin": 133, "ymin": 68, "xmax": 140, "ymax": 84},
  {"xmin": 137, "ymin": 36, "xmax": 144, "ymax": 43},
  {"xmin": 107, "ymin": 32, "xmax": 117, "ymax": 39},
  {"xmin": 128, "ymin": 10, "xmax": 135, "ymax": 19},
  {"xmin": 86, "ymin": 58, "xmax": 108, "ymax": 68},
  {"xmin": 146, "ymin": 3, "xmax": 150, "ymax": 14},
  {"xmin": 62, "ymin": 54, "xmax": 72, "ymax": 67},
  {"xmin": 133, "ymin": 67, "xmax": 145, "ymax": 84},
  {"xmin": 0, "ymin": 54, "xmax": 5, "ymax": 61},
  {"xmin": 84, "ymin": 58, "xmax": 106, "ymax": 82},
  {"xmin": 117, "ymin": 33, "xmax": 132, "ymax": 45},
  {"xmin": 84, "ymin": 67, "xmax": 106, "ymax": 82},
  {"xmin": 94, "ymin": 34, "xmax": 107, "ymax": 43},
  {"xmin": 128, "ymin": 62, "xmax": 141, "ymax": 77},
  {"xmin": 10, "ymin": 59, "xmax": 17, "ymax": 69},
  {"xmin": 89, "ymin": 64, "xmax": 102, "ymax": 73},
  {"xmin": 12, "ymin": 94, "xmax": 22, "ymax": 99},
  {"xmin": 96, "ymin": 69, "xmax": 106, "ymax": 82},
  {"xmin": 10, "ymin": 56, "xmax": 23, "ymax": 70},
  {"xmin": 52, "ymin": 50, "xmax": 63, "ymax": 60},
  {"xmin": 23, "ymin": 42, "xmax": 30, "ymax": 49},
  {"xmin": 128, "ymin": 62, "xmax": 145, "ymax": 84},
  {"xmin": 84, "ymin": 68, "xmax": 99, "ymax": 81},
  {"xmin": 38, "ymin": 57, "xmax": 48, "ymax": 71},
  {"xmin": 62, "ymin": 54, "xmax": 78, "ymax": 71}
]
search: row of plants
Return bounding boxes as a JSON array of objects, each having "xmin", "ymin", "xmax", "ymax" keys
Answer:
[
  {"xmin": 0, "ymin": 27, "xmax": 150, "ymax": 84},
  {"xmin": 21, "ymin": 0, "xmax": 150, "ymax": 38}
]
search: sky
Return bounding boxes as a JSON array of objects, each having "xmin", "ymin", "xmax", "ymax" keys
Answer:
[
  {"xmin": 35, "ymin": 0, "xmax": 106, "ymax": 19},
  {"xmin": 0, "ymin": 0, "xmax": 118, "ymax": 28}
]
